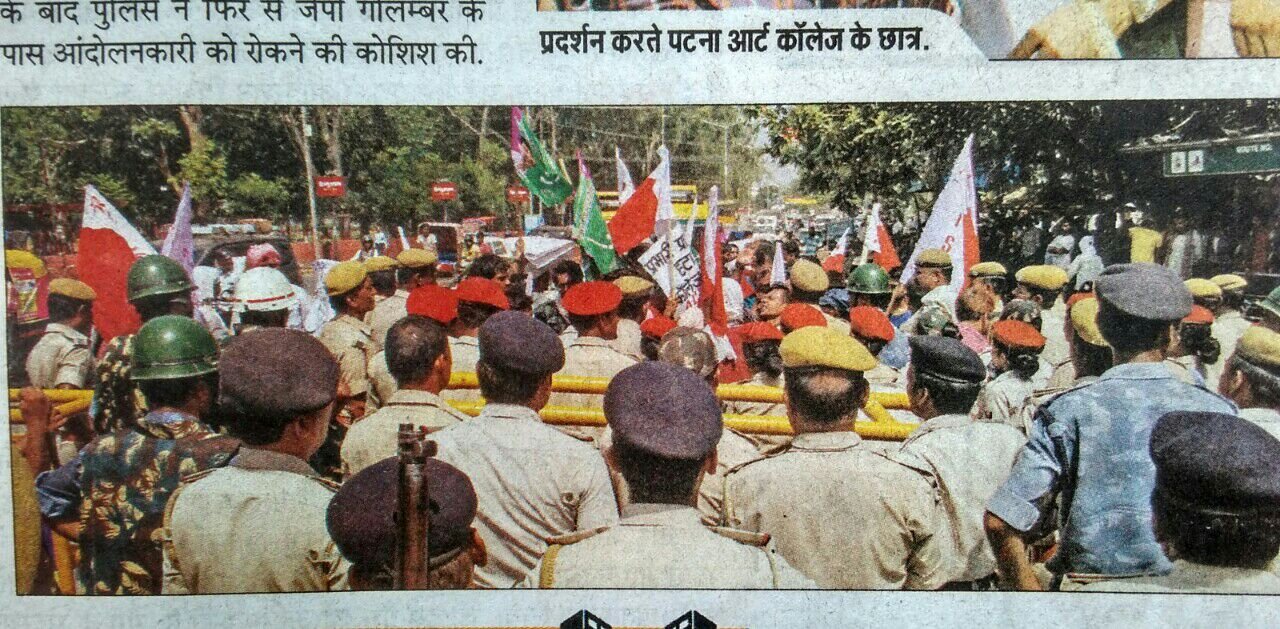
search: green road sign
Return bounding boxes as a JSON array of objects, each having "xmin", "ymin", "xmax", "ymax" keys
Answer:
[{"xmin": 1163, "ymin": 138, "xmax": 1280, "ymax": 177}]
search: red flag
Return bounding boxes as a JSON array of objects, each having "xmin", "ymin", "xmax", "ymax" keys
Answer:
[
  {"xmin": 607, "ymin": 146, "xmax": 672, "ymax": 255},
  {"xmin": 77, "ymin": 185, "xmax": 157, "ymax": 342},
  {"xmin": 862, "ymin": 203, "xmax": 901, "ymax": 271}
]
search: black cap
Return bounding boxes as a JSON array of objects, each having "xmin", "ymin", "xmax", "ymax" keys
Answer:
[
  {"xmin": 1096, "ymin": 263, "xmax": 1192, "ymax": 322},
  {"xmin": 478, "ymin": 311, "xmax": 565, "ymax": 374},
  {"xmin": 326, "ymin": 457, "xmax": 477, "ymax": 570},
  {"xmin": 1151, "ymin": 411, "xmax": 1280, "ymax": 516},
  {"xmin": 219, "ymin": 328, "xmax": 339, "ymax": 418},
  {"xmin": 908, "ymin": 335, "xmax": 986, "ymax": 384},
  {"xmin": 604, "ymin": 362, "xmax": 722, "ymax": 461}
]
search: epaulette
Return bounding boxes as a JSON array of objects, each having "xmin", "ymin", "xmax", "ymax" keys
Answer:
[
  {"xmin": 177, "ymin": 467, "xmax": 220, "ymax": 486},
  {"xmin": 310, "ymin": 476, "xmax": 342, "ymax": 492},
  {"xmin": 545, "ymin": 526, "xmax": 609, "ymax": 546},
  {"xmin": 709, "ymin": 526, "xmax": 770, "ymax": 547},
  {"xmin": 875, "ymin": 449, "xmax": 942, "ymax": 505},
  {"xmin": 723, "ymin": 442, "xmax": 792, "ymax": 477}
]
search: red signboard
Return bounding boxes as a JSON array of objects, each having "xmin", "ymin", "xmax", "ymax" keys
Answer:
[
  {"xmin": 506, "ymin": 185, "xmax": 530, "ymax": 204},
  {"xmin": 315, "ymin": 176, "xmax": 346, "ymax": 198},
  {"xmin": 431, "ymin": 181, "xmax": 458, "ymax": 201}
]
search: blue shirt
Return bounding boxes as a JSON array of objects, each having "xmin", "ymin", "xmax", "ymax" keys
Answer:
[{"xmin": 987, "ymin": 362, "xmax": 1236, "ymax": 577}]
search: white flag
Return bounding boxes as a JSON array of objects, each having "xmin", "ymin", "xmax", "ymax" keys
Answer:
[
  {"xmin": 397, "ymin": 226, "xmax": 410, "ymax": 250},
  {"xmin": 703, "ymin": 186, "xmax": 721, "ymax": 282},
  {"xmin": 900, "ymin": 135, "xmax": 979, "ymax": 292},
  {"xmin": 831, "ymin": 225, "xmax": 851, "ymax": 257},
  {"xmin": 654, "ymin": 145, "xmax": 675, "ymax": 230},
  {"xmin": 770, "ymin": 240, "xmax": 787, "ymax": 287},
  {"xmin": 160, "ymin": 182, "xmax": 195, "ymax": 274},
  {"xmin": 616, "ymin": 146, "xmax": 636, "ymax": 203}
]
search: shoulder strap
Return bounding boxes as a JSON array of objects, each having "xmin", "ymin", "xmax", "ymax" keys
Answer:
[
  {"xmin": 545, "ymin": 526, "xmax": 608, "ymax": 546},
  {"xmin": 539, "ymin": 545, "xmax": 562, "ymax": 589},
  {"xmin": 311, "ymin": 476, "xmax": 342, "ymax": 492},
  {"xmin": 708, "ymin": 526, "xmax": 770, "ymax": 547}
]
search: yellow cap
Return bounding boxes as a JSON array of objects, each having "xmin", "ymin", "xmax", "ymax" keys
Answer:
[
  {"xmin": 1237, "ymin": 326, "xmax": 1280, "ymax": 370},
  {"xmin": 5, "ymin": 250, "xmax": 47, "ymax": 278},
  {"xmin": 1210, "ymin": 274, "xmax": 1247, "ymax": 293},
  {"xmin": 1068, "ymin": 297, "xmax": 1107, "ymax": 347},
  {"xmin": 789, "ymin": 259, "xmax": 829, "ymax": 293},
  {"xmin": 614, "ymin": 275, "xmax": 655, "ymax": 297},
  {"xmin": 48, "ymin": 278, "xmax": 97, "ymax": 301},
  {"xmin": 397, "ymin": 248, "xmax": 438, "ymax": 268},
  {"xmin": 780, "ymin": 326, "xmax": 877, "ymax": 372},
  {"xmin": 1015, "ymin": 265, "xmax": 1069, "ymax": 291},
  {"xmin": 325, "ymin": 261, "xmax": 368, "ymax": 296},
  {"xmin": 969, "ymin": 261, "xmax": 1007, "ymax": 277},
  {"xmin": 364, "ymin": 256, "xmax": 400, "ymax": 273},
  {"xmin": 917, "ymin": 248, "xmax": 952, "ymax": 268}
]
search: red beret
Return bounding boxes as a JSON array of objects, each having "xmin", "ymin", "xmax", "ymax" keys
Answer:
[
  {"xmin": 1183, "ymin": 305, "xmax": 1214, "ymax": 325},
  {"xmin": 1066, "ymin": 291, "xmax": 1096, "ymax": 309},
  {"xmin": 822, "ymin": 254, "xmax": 846, "ymax": 273},
  {"xmin": 779, "ymin": 303, "xmax": 827, "ymax": 333},
  {"xmin": 406, "ymin": 284, "xmax": 458, "ymax": 326},
  {"xmin": 454, "ymin": 277, "xmax": 509, "ymax": 310},
  {"xmin": 733, "ymin": 321, "xmax": 784, "ymax": 344},
  {"xmin": 562, "ymin": 281, "xmax": 622, "ymax": 317},
  {"xmin": 991, "ymin": 319, "xmax": 1045, "ymax": 351},
  {"xmin": 848, "ymin": 306, "xmax": 895, "ymax": 343},
  {"xmin": 640, "ymin": 314, "xmax": 678, "ymax": 339}
]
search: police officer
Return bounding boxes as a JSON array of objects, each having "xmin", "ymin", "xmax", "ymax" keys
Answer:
[
  {"xmin": 519, "ymin": 362, "xmax": 813, "ymax": 589},
  {"xmin": 1206, "ymin": 274, "xmax": 1250, "ymax": 386},
  {"xmin": 778, "ymin": 303, "xmax": 827, "ymax": 335},
  {"xmin": 39, "ymin": 316, "xmax": 236, "ymax": 594},
  {"xmin": 849, "ymin": 306, "xmax": 902, "ymax": 388},
  {"xmin": 1016, "ymin": 296, "xmax": 1115, "ymax": 434},
  {"xmin": 93, "ymin": 255, "xmax": 196, "ymax": 435},
  {"xmin": 1081, "ymin": 411, "xmax": 1280, "ymax": 594},
  {"xmin": 908, "ymin": 249, "xmax": 953, "ymax": 312},
  {"xmin": 26, "ymin": 278, "xmax": 96, "ymax": 390},
  {"xmin": 790, "ymin": 259, "xmax": 850, "ymax": 336},
  {"xmin": 162, "ymin": 328, "xmax": 350, "ymax": 593},
  {"xmin": 1219, "ymin": 326, "xmax": 1280, "ymax": 440},
  {"xmin": 431, "ymin": 312, "xmax": 617, "ymax": 588},
  {"xmin": 1012, "ymin": 264, "xmax": 1070, "ymax": 369},
  {"xmin": 367, "ymin": 284, "xmax": 458, "ymax": 408},
  {"xmin": 723, "ymin": 322, "xmax": 790, "ymax": 454},
  {"xmin": 985, "ymin": 263, "xmax": 1238, "ymax": 590},
  {"xmin": 967, "ymin": 261, "xmax": 1008, "ymax": 316},
  {"xmin": 441, "ymin": 277, "xmax": 509, "ymax": 404},
  {"xmin": 398, "ymin": 248, "xmax": 439, "ymax": 289},
  {"xmin": 340, "ymin": 315, "xmax": 469, "ymax": 478},
  {"xmin": 327, "ymin": 457, "xmax": 485, "ymax": 590},
  {"xmin": 891, "ymin": 336, "xmax": 1025, "ymax": 589},
  {"xmin": 611, "ymin": 275, "xmax": 654, "ymax": 360},
  {"xmin": 1261, "ymin": 286, "xmax": 1280, "ymax": 333},
  {"xmin": 971, "ymin": 320, "xmax": 1048, "ymax": 428},
  {"xmin": 846, "ymin": 262, "xmax": 893, "ymax": 313},
  {"xmin": 364, "ymin": 255, "xmax": 403, "ymax": 348},
  {"xmin": 722, "ymin": 327, "xmax": 946, "ymax": 589},
  {"xmin": 316, "ymin": 260, "xmax": 378, "ymax": 478},
  {"xmin": 551, "ymin": 281, "xmax": 639, "ymax": 416},
  {"xmin": 230, "ymin": 267, "xmax": 299, "ymax": 335}
]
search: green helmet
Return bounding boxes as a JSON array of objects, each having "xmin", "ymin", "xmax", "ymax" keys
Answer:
[
  {"xmin": 127, "ymin": 255, "xmax": 195, "ymax": 303},
  {"xmin": 132, "ymin": 315, "xmax": 218, "ymax": 381},
  {"xmin": 1260, "ymin": 285, "xmax": 1280, "ymax": 321},
  {"xmin": 847, "ymin": 263, "xmax": 891, "ymax": 294}
]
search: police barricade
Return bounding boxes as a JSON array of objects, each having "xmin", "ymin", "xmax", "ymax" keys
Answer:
[{"xmin": 10, "ymin": 381, "xmax": 917, "ymax": 594}]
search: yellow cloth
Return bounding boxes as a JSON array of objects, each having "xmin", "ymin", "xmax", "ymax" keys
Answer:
[
  {"xmin": 1069, "ymin": 298, "xmax": 1108, "ymax": 347},
  {"xmin": 969, "ymin": 261, "xmax": 1007, "ymax": 277},
  {"xmin": 1184, "ymin": 278, "xmax": 1223, "ymax": 299},
  {"xmin": 363, "ymin": 255, "xmax": 399, "ymax": 272},
  {"xmin": 1211, "ymin": 274, "xmax": 1248, "ymax": 292},
  {"xmin": 1237, "ymin": 326, "xmax": 1280, "ymax": 369},
  {"xmin": 397, "ymin": 248, "xmax": 438, "ymax": 268},
  {"xmin": 5, "ymin": 249, "xmax": 47, "ymax": 277},
  {"xmin": 1130, "ymin": 227, "xmax": 1163, "ymax": 263},
  {"xmin": 1015, "ymin": 265, "xmax": 1069, "ymax": 291},
  {"xmin": 324, "ymin": 261, "xmax": 367, "ymax": 296},
  {"xmin": 789, "ymin": 259, "xmax": 829, "ymax": 293},
  {"xmin": 49, "ymin": 278, "xmax": 97, "ymax": 301},
  {"xmin": 780, "ymin": 326, "xmax": 876, "ymax": 372}
]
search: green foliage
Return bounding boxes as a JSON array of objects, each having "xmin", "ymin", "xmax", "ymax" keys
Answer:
[
  {"xmin": 176, "ymin": 141, "xmax": 229, "ymax": 210},
  {"xmin": 226, "ymin": 173, "xmax": 291, "ymax": 217}
]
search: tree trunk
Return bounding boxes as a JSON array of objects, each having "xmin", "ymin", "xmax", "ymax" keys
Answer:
[
  {"xmin": 318, "ymin": 107, "xmax": 345, "ymax": 176},
  {"xmin": 476, "ymin": 107, "xmax": 489, "ymax": 160},
  {"xmin": 177, "ymin": 106, "xmax": 208, "ymax": 152}
]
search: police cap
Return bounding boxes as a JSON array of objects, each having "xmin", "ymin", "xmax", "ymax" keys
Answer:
[
  {"xmin": 908, "ymin": 335, "xmax": 986, "ymax": 384},
  {"xmin": 604, "ymin": 361, "xmax": 722, "ymax": 461},
  {"xmin": 1095, "ymin": 263, "xmax": 1192, "ymax": 322},
  {"xmin": 478, "ymin": 311, "xmax": 564, "ymax": 374},
  {"xmin": 1151, "ymin": 411, "xmax": 1280, "ymax": 517},
  {"xmin": 219, "ymin": 328, "xmax": 339, "ymax": 418}
]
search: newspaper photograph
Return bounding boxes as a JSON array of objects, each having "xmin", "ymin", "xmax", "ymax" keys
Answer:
[{"xmin": 2, "ymin": 0, "xmax": 1280, "ymax": 626}]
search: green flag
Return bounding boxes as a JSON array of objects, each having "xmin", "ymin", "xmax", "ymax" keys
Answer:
[
  {"xmin": 574, "ymin": 153, "xmax": 620, "ymax": 276},
  {"xmin": 511, "ymin": 107, "xmax": 572, "ymax": 206}
]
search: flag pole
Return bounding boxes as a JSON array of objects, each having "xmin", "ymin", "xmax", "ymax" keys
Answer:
[{"xmin": 300, "ymin": 106, "xmax": 321, "ymax": 257}]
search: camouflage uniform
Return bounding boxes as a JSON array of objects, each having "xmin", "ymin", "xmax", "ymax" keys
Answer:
[
  {"xmin": 76, "ymin": 410, "xmax": 239, "ymax": 594},
  {"xmin": 91, "ymin": 335, "xmax": 148, "ymax": 434}
]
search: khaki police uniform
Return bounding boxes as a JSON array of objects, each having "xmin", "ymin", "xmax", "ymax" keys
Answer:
[
  {"xmin": 441, "ymin": 335, "xmax": 481, "ymax": 403},
  {"xmin": 1242, "ymin": 407, "xmax": 1280, "ymax": 441},
  {"xmin": 366, "ymin": 349, "xmax": 396, "ymax": 410},
  {"xmin": 890, "ymin": 414, "xmax": 1025, "ymax": 583},
  {"xmin": 972, "ymin": 369, "xmax": 1040, "ymax": 430},
  {"xmin": 866, "ymin": 362, "xmax": 903, "ymax": 388},
  {"xmin": 722, "ymin": 372, "xmax": 792, "ymax": 455},
  {"xmin": 610, "ymin": 318, "xmax": 644, "ymax": 360},
  {"xmin": 550, "ymin": 335, "xmax": 638, "ymax": 442},
  {"xmin": 722, "ymin": 431, "xmax": 947, "ymax": 589},
  {"xmin": 1078, "ymin": 560, "xmax": 1280, "ymax": 594},
  {"xmin": 1040, "ymin": 298, "xmax": 1070, "ymax": 369},
  {"xmin": 822, "ymin": 312, "xmax": 852, "ymax": 337},
  {"xmin": 317, "ymin": 314, "xmax": 379, "ymax": 398},
  {"xmin": 431, "ymin": 403, "xmax": 619, "ymax": 588},
  {"xmin": 161, "ymin": 448, "xmax": 350, "ymax": 593},
  {"xmin": 367, "ymin": 289, "xmax": 408, "ymax": 349},
  {"xmin": 340, "ymin": 388, "xmax": 470, "ymax": 478},
  {"xmin": 25, "ymin": 322, "xmax": 94, "ymax": 389},
  {"xmin": 517, "ymin": 504, "xmax": 815, "ymax": 589},
  {"xmin": 1207, "ymin": 308, "xmax": 1252, "ymax": 388}
]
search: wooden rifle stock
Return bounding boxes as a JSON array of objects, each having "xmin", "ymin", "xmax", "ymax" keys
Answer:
[{"xmin": 394, "ymin": 423, "xmax": 437, "ymax": 589}]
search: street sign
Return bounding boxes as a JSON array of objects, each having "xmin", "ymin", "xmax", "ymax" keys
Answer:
[
  {"xmin": 431, "ymin": 181, "xmax": 458, "ymax": 201},
  {"xmin": 1164, "ymin": 139, "xmax": 1280, "ymax": 177},
  {"xmin": 315, "ymin": 175, "xmax": 346, "ymax": 197},
  {"xmin": 506, "ymin": 185, "xmax": 530, "ymax": 204}
]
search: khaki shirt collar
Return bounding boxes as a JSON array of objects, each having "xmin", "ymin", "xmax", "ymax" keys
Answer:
[
  {"xmin": 386, "ymin": 388, "xmax": 450, "ymax": 408},
  {"xmin": 620, "ymin": 503, "xmax": 703, "ymax": 528},
  {"xmin": 912, "ymin": 413, "xmax": 972, "ymax": 438},
  {"xmin": 569, "ymin": 335, "xmax": 613, "ymax": 348},
  {"xmin": 336, "ymin": 314, "xmax": 372, "ymax": 335},
  {"xmin": 791, "ymin": 430, "xmax": 861, "ymax": 451},
  {"xmin": 229, "ymin": 446, "xmax": 318, "ymax": 477},
  {"xmin": 480, "ymin": 403, "xmax": 542, "ymax": 423},
  {"xmin": 452, "ymin": 335, "xmax": 479, "ymax": 346},
  {"xmin": 46, "ymin": 322, "xmax": 88, "ymax": 343}
]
